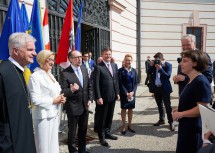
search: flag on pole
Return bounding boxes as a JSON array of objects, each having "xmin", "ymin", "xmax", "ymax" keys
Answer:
[
  {"xmin": 75, "ymin": 2, "xmax": 83, "ymax": 52},
  {"xmin": 43, "ymin": 7, "xmax": 50, "ymax": 50},
  {"xmin": 20, "ymin": 1, "xmax": 29, "ymax": 32},
  {"xmin": 20, "ymin": 1, "xmax": 31, "ymax": 84},
  {"xmin": 0, "ymin": 0, "xmax": 25, "ymax": 60},
  {"xmin": 56, "ymin": 0, "xmax": 75, "ymax": 69},
  {"xmin": 28, "ymin": 0, "xmax": 44, "ymax": 71}
]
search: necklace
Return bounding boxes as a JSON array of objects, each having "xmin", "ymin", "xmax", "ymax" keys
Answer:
[{"xmin": 9, "ymin": 61, "xmax": 33, "ymax": 109}]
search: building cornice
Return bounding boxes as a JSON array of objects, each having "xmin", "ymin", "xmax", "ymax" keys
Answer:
[{"xmin": 108, "ymin": 0, "xmax": 126, "ymax": 13}]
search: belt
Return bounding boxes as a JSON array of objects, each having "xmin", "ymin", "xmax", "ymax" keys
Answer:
[{"xmin": 156, "ymin": 85, "xmax": 162, "ymax": 87}]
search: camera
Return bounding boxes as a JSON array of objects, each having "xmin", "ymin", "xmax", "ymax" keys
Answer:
[
  {"xmin": 177, "ymin": 57, "xmax": 182, "ymax": 63},
  {"xmin": 154, "ymin": 59, "xmax": 161, "ymax": 65}
]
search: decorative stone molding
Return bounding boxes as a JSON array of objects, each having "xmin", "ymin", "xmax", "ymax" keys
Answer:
[{"xmin": 108, "ymin": 0, "xmax": 126, "ymax": 13}]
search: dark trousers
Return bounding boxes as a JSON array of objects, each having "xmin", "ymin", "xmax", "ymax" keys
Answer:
[
  {"xmin": 145, "ymin": 73, "xmax": 150, "ymax": 85},
  {"xmin": 67, "ymin": 111, "xmax": 89, "ymax": 153},
  {"xmin": 154, "ymin": 86, "xmax": 173, "ymax": 124},
  {"xmin": 95, "ymin": 100, "xmax": 116, "ymax": 139}
]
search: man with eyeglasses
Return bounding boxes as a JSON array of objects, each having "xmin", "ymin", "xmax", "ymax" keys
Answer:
[
  {"xmin": 0, "ymin": 32, "xmax": 37, "ymax": 153},
  {"xmin": 82, "ymin": 52, "xmax": 92, "ymax": 75},
  {"xmin": 60, "ymin": 51, "xmax": 93, "ymax": 153}
]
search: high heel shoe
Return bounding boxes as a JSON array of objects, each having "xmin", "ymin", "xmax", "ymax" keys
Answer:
[
  {"xmin": 121, "ymin": 130, "xmax": 126, "ymax": 135},
  {"xmin": 128, "ymin": 126, "xmax": 135, "ymax": 133},
  {"xmin": 121, "ymin": 127, "xmax": 126, "ymax": 135}
]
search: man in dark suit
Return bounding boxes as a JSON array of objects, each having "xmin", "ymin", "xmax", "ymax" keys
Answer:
[
  {"xmin": 82, "ymin": 52, "xmax": 91, "ymax": 75},
  {"xmin": 60, "ymin": 51, "xmax": 93, "ymax": 153},
  {"xmin": 145, "ymin": 56, "xmax": 151, "ymax": 85},
  {"xmin": 93, "ymin": 47, "xmax": 119, "ymax": 147},
  {"xmin": 173, "ymin": 34, "xmax": 212, "ymax": 95},
  {"xmin": 0, "ymin": 32, "xmax": 37, "ymax": 153},
  {"xmin": 148, "ymin": 52, "xmax": 175, "ymax": 131}
]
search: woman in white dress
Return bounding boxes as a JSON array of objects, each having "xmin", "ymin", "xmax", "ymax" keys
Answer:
[{"xmin": 28, "ymin": 50, "xmax": 66, "ymax": 153}]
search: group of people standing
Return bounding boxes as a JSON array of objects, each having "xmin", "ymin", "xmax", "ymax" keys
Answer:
[
  {"xmin": 145, "ymin": 34, "xmax": 213, "ymax": 153},
  {"xmin": 0, "ymin": 32, "xmax": 139, "ymax": 153},
  {"xmin": 0, "ymin": 32, "xmax": 214, "ymax": 153}
]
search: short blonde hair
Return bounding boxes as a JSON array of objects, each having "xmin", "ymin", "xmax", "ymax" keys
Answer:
[
  {"xmin": 36, "ymin": 50, "xmax": 55, "ymax": 67},
  {"xmin": 124, "ymin": 54, "xmax": 133, "ymax": 60}
]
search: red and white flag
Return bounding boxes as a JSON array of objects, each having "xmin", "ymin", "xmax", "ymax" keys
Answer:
[
  {"xmin": 56, "ymin": 0, "xmax": 75, "ymax": 68},
  {"xmin": 43, "ymin": 7, "xmax": 50, "ymax": 50}
]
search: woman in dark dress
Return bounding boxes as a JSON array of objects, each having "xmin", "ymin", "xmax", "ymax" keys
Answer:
[
  {"xmin": 118, "ymin": 54, "xmax": 138, "ymax": 135},
  {"xmin": 172, "ymin": 50, "xmax": 211, "ymax": 153}
]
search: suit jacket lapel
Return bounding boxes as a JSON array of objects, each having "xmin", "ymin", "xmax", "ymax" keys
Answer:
[
  {"xmin": 80, "ymin": 66, "xmax": 87, "ymax": 89},
  {"xmin": 68, "ymin": 66, "xmax": 82, "ymax": 87},
  {"xmin": 101, "ymin": 61, "xmax": 113, "ymax": 77}
]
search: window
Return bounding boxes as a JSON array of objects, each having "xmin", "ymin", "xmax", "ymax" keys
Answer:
[{"xmin": 187, "ymin": 27, "xmax": 203, "ymax": 50}]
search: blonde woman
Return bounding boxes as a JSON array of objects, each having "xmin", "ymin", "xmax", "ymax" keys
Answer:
[
  {"xmin": 118, "ymin": 54, "xmax": 138, "ymax": 134},
  {"xmin": 28, "ymin": 50, "xmax": 66, "ymax": 153}
]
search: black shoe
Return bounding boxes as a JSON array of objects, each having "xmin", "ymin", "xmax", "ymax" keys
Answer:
[
  {"xmin": 121, "ymin": 130, "xmax": 126, "ymax": 135},
  {"xmin": 153, "ymin": 120, "xmax": 165, "ymax": 126},
  {"xmin": 128, "ymin": 126, "xmax": 135, "ymax": 133},
  {"xmin": 99, "ymin": 139, "xmax": 109, "ymax": 147},
  {"xmin": 170, "ymin": 123, "xmax": 175, "ymax": 131},
  {"xmin": 105, "ymin": 134, "xmax": 118, "ymax": 140}
]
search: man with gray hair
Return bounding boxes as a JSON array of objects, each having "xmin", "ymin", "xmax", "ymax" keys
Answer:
[
  {"xmin": 173, "ymin": 34, "xmax": 212, "ymax": 95},
  {"xmin": 0, "ymin": 32, "xmax": 37, "ymax": 153}
]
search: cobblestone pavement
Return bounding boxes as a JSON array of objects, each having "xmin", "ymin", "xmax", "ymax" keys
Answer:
[{"xmin": 59, "ymin": 84, "xmax": 179, "ymax": 153}]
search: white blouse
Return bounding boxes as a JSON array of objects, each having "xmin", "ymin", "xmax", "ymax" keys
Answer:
[{"xmin": 28, "ymin": 67, "xmax": 61, "ymax": 119}]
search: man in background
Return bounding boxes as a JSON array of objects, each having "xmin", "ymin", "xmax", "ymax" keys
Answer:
[
  {"xmin": 148, "ymin": 52, "xmax": 175, "ymax": 131},
  {"xmin": 173, "ymin": 34, "xmax": 212, "ymax": 95},
  {"xmin": 145, "ymin": 56, "xmax": 151, "ymax": 85},
  {"xmin": 88, "ymin": 51, "xmax": 95, "ymax": 70}
]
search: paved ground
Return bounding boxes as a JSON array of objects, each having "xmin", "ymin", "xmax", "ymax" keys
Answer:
[{"xmin": 59, "ymin": 84, "xmax": 180, "ymax": 153}]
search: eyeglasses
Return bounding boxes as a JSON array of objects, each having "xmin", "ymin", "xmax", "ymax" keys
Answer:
[{"xmin": 72, "ymin": 56, "xmax": 82, "ymax": 59}]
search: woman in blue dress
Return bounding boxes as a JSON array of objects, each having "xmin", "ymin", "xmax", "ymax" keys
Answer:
[
  {"xmin": 118, "ymin": 54, "xmax": 138, "ymax": 135},
  {"xmin": 172, "ymin": 50, "xmax": 211, "ymax": 153}
]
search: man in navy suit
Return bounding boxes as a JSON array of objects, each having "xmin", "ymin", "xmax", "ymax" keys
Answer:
[
  {"xmin": 88, "ymin": 51, "xmax": 95, "ymax": 70},
  {"xmin": 93, "ymin": 47, "xmax": 120, "ymax": 147},
  {"xmin": 148, "ymin": 52, "xmax": 175, "ymax": 131}
]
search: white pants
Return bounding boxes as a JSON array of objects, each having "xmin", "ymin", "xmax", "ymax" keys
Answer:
[{"xmin": 33, "ymin": 116, "xmax": 59, "ymax": 153}]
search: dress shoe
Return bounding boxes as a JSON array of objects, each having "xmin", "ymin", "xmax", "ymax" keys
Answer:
[
  {"xmin": 170, "ymin": 123, "xmax": 175, "ymax": 131},
  {"xmin": 128, "ymin": 126, "xmax": 135, "ymax": 133},
  {"xmin": 105, "ymin": 134, "xmax": 118, "ymax": 140},
  {"xmin": 78, "ymin": 151, "xmax": 89, "ymax": 153},
  {"xmin": 153, "ymin": 120, "xmax": 165, "ymax": 126},
  {"xmin": 99, "ymin": 139, "xmax": 109, "ymax": 147}
]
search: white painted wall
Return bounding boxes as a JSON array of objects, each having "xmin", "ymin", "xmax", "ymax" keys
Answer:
[
  {"xmin": 109, "ymin": 0, "xmax": 137, "ymax": 68},
  {"xmin": 141, "ymin": 0, "xmax": 215, "ymax": 79}
]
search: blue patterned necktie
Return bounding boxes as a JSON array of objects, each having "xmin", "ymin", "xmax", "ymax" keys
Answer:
[{"xmin": 76, "ymin": 68, "xmax": 83, "ymax": 87}]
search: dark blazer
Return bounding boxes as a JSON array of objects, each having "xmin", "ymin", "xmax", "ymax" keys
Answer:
[
  {"xmin": 94, "ymin": 61, "xmax": 119, "ymax": 102},
  {"xmin": 89, "ymin": 59, "xmax": 95, "ymax": 70},
  {"xmin": 148, "ymin": 61, "xmax": 172, "ymax": 94},
  {"xmin": 60, "ymin": 65, "xmax": 93, "ymax": 116},
  {"xmin": 0, "ymin": 60, "xmax": 36, "ymax": 153},
  {"xmin": 118, "ymin": 67, "xmax": 138, "ymax": 96}
]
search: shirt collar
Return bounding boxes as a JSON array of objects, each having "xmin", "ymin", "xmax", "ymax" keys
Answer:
[
  {"xmin": 8, "ymin": 57, "xmax": 24, "ymax": 72},
  {"xmin": 103, "ymin": 60, "xmax": 110, "ymax": 66},
  {"xmin": 71, "ymin": 64, "xmax": 80, "ymax": 71}
]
